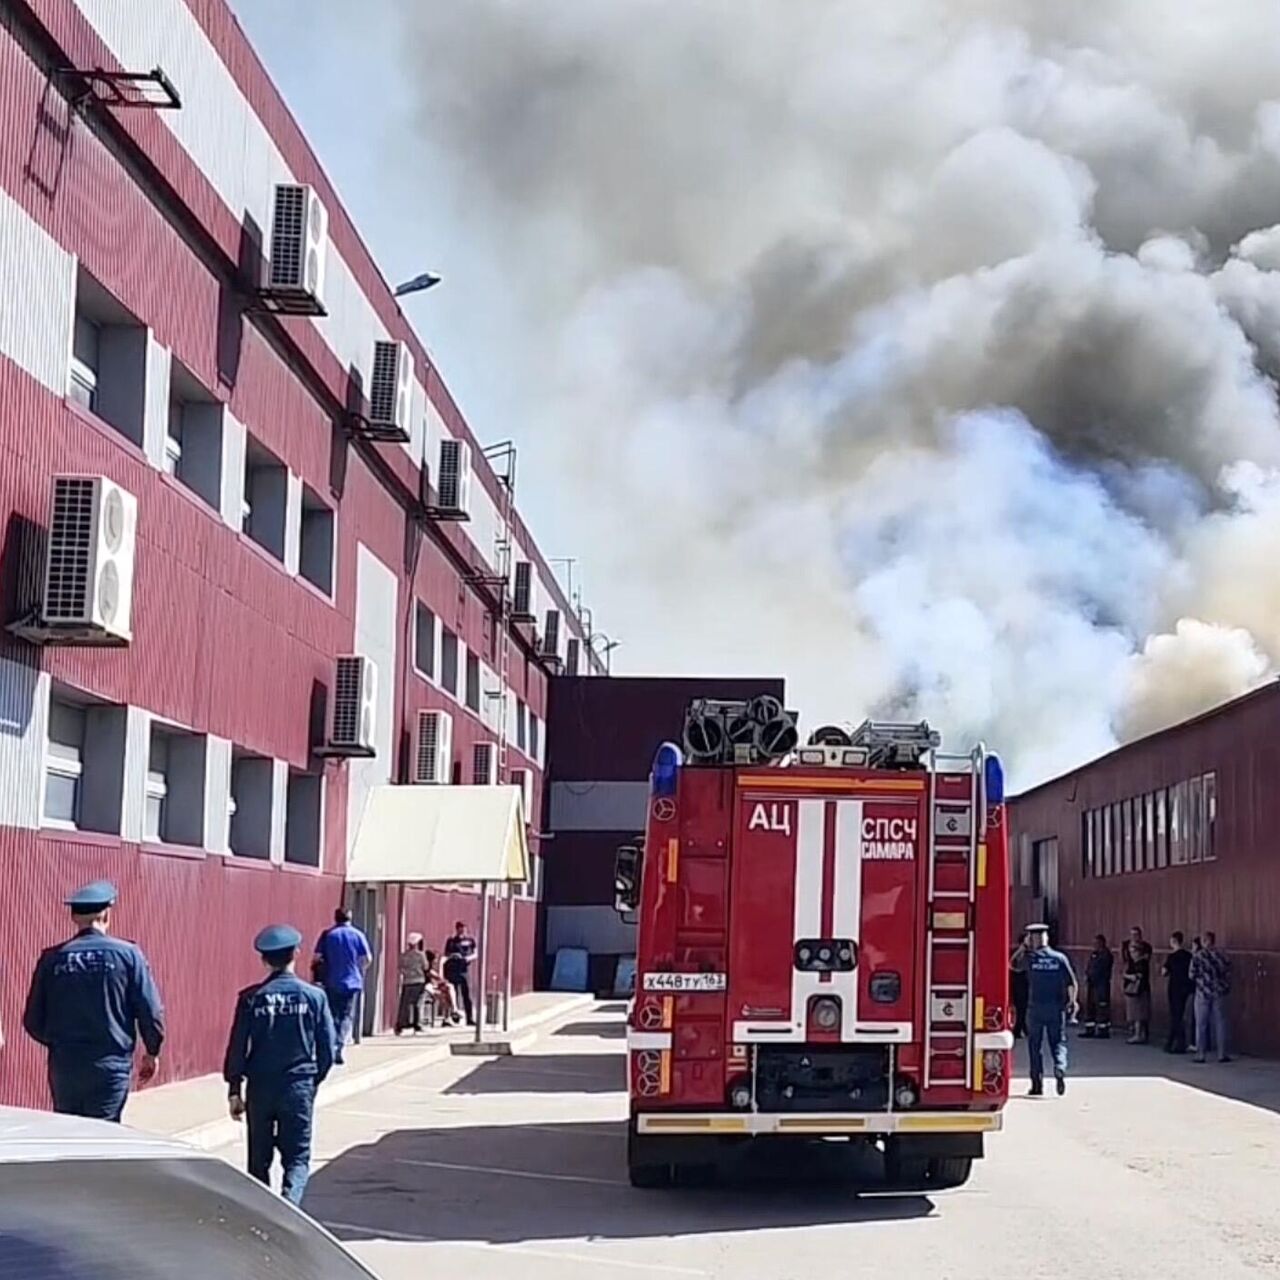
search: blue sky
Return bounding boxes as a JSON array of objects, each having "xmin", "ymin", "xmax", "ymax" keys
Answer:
[{"xmin": 228, "ymin": 2, "xmax": 577, "ymax": 583}]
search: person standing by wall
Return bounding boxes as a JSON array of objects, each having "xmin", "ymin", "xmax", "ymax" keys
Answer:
[
  {"xmin": 1162, "ymin": 932, "xmax": 1194, "ymax": 1055},
  {"xmin": 444, "ymin": 921, "xmax": 478, "ymax": 1027},
  {"xmin": 1081, "ymin": 934, "xmax": 1114, "ymax": 1039},
  {"xmin": 1121, "ymin": 926, "xmax": 1152, "ymax": 1045},
  {"xmin": 22, "ymin": 881, "xmax": 164, "ymax": 1122},
  {"xmin": 395, "ymin": 933, "xmax": 428, "ymax": 1035},
  {"xmin": 312, "ymin": 908, "xmax": 371, "ymax": 1064},
  {"xmin": 1190, "ymin": 930, "xmax": 1232, "ymax": 1064},
  {"xmin": 224, "ymin": 925, "xmax": 336, "ymax": 1206},
  {"xmin": 1024, "ymin": 923, "xmax": 1078, "ymax": 1097}
]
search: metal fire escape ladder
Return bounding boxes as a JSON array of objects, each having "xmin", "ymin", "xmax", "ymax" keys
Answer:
[
  {"xmin": 478, "ymin": 442, "xmax": 518, "ymax": 789},
  {"xmin": 922, "ymin": 744, "xmax": 984, "ymax": 1091}
]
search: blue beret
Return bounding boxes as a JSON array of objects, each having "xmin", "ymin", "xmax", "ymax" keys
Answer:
[
  {"xmin": 65, "ymin": 880, "xmax": 118, "ymax": 910},
  {"xmin": 254, "ymin": 924, "xmax": 302, "ymax": 954}
]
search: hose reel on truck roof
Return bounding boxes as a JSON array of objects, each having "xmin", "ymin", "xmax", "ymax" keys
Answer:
[{"xmin": 682, "ymin": 697, "xmax": 799, "ymax": 765}]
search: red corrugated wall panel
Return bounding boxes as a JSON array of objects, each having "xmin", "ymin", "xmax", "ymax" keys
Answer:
[{"xmin": 0, "ymin": 7, "xmax": 549, "ymax": 1108}]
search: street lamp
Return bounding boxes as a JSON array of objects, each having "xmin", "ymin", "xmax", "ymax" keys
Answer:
[
  {"xmin": 587, "ymin": 632, "xmax": 620, "ymax": 675},
  {"xmin": 393, "ymin": 272, "xmax": 441, "ymax": 298}
]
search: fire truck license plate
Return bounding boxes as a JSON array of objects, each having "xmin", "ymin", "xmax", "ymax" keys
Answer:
[{"xmin": 641, "ymin": 972, "xmax": 727, "ymax": 993}]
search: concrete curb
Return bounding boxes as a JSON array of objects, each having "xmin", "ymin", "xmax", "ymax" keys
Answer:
[{"xmin": 174, "ymin": 993, "xmax": 594, "ymax": 1151}]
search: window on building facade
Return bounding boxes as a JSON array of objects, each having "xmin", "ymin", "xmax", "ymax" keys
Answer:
[
  {"xmin": 166, "ymin": 361, "xmax": 223, "ymax": 507},
  {"xmin": 229, "ymin": 751, "xmax": 273, "ymax": 860},
  {"xmin": 440, "ymin": 629, "xmax": 459, "ymax": 698},
  {"xmin": 414, "ymin": 603, "xmax": 436, "ymax": 679},
  {"xmin": 1203, "ymin": 772, "xmax": 1217, "ymax": 861},
  {"xmin": 43, "ymin": 691, "xmax": 126, "ymax": 835},
  {"xmin": 529, "ymin": 712, "xmax": 541, "ymax": 763},
  {"xmin": 1086, "ymin": 775, "xmax": 1218, "ymax": 877},
  {"xmin": 69, "ymin": 314, "xmax": 99, "ymax": 412},
  {"xmin": 516, "ymin": 698, "xmax": 527, "ymax": 752},
  {"xmin": 44, "ymin": 698, "xmax": 86, "ymax": 828},
  {"xmin": 465, "ymin": 653, "xmax": 481, "ymax": 713},
  {"xmin": 70, "ymin": 271, "xmax": 147, "ymax": 446},
  {"xmin": 1170, "ymin": 781, "xmax": 1187, "ymax": 865},
  {"xmin": 146, "ymin": 725, "xmax": 206, "ymax": 847},
  {"xmin": 299, "ymin": 486, "xmax": 335, "ymax": 595},
  {"xmin": 1155, "ymin": 788, "xmax": 1168, "ymax": 867},
  {"xmin": 1152, "ymin": 788, "xmax": 1162, "ymax": 870},
  {"xmin": 243, "ymin": 438, "xmax": 288, "ymax": 561},
  {"xmin": 1188, "ymin": 775, "xmax": 1204, "ymax": 863},
  {"xmin": 285, "ymin": 770, "xmax": 322, "ymax": 867},
  {"xmin": 1134, "ymin": 795, "xmax": 1146, "ymax": 871}
]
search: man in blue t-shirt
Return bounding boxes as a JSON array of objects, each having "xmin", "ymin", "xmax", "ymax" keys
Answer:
[
  {"xmin": 312, "ymin": 908, "xmax": 371, "ymax": 1064},
  {"xmin": 1024, "ymin": 923, "xmax": 1077, "ymax": 1098}
]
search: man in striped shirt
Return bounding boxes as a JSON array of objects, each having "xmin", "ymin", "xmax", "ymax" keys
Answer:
[{"xmin": 1190, "ymin": 931, "xmax": 1232, "ymax": 1064}]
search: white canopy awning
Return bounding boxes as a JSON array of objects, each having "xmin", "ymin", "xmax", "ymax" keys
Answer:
[{"xmin": 346, "ymin": 784, "xmax": 529, "ymax": 885}]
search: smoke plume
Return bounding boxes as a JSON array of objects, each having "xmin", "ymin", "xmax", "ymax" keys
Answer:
[{"xmin": 399, "ymin": 0, "xmax": 1280, "ymax": 786}]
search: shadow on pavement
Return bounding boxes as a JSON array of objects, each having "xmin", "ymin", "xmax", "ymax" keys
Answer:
[
  {"xmin": 1009, "ymin": 1029, "xmax": 1280, "ymax": 1116},
  {"xmin": 444, "ymin": 1051, "xmax": 625, "ymax": 1096},
  {"xmin": 554, "ymin": 1019, "xmax": 626, "ymax": 1040},
  {"xmin": 307, "ymin": 1118, "xmax": 935, "ymax": 1245}
]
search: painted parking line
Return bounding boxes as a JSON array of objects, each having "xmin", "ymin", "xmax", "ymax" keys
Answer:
[{"xmin": 342, "ymin": 1150, "xmax": 627, "ymax": 1188}]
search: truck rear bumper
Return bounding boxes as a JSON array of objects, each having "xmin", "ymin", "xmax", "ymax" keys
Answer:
[{"xmin": 635, "ymin": 1110, "xmax": 1003, "ymax": 1137}]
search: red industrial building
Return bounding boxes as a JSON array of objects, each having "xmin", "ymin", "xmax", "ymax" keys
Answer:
[
  {"xmin": 0, "ymin": 0, "xmax": 599, "ymax": 1105},
  {"xmin": 1009, "ymin": 683, "xmax": 1280, "ymax": 1056}
]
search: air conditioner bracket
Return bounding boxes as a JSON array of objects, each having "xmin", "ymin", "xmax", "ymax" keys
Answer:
[
  {"xmin": 7, "ymin": 613, "xmax": 130, "ymax": 648},
  {"xmin": 345, "ymin": 412, "xmax": 410, "ymax": 444},
  {"xmin": 313, "ymin": 742, "xmax": 377, "ymax": 760},
  {"xmin": 248, "ymin": 289, "xmax": 328, "ymax": 318}
]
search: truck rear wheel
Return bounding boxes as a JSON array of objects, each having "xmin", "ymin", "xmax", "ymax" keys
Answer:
[
  {"xmin": 884, "ymin": 1148, "xmax": 929, "ymax": 1190},
  {"xmin": 927, "ymin": 1156, "xmax": 972, "ymax": 1189}
]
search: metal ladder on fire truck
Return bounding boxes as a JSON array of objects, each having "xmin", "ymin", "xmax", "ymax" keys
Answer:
[{"xmin": 851, "ymin": 721, "xmax": 985, "ymax": 1093}]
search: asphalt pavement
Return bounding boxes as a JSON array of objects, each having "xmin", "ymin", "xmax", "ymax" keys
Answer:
[{"xmin": 212, "ymin": 1004, "xmax": 1280, "ymax": 1279}]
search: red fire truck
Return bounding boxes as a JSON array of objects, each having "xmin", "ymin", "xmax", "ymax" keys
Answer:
[{"xmin": 617, "ymin": 700, "xmax": 1012, "ymax": 1189}]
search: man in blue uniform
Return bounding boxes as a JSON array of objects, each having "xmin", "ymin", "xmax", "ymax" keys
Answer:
[
  {"xmin": 312, "ymin": 908, "xmax": 371, "ymax": 1064},
  {"xmin": 1024, "ymin": 922, "xmax": 1078, "ymax": 1097},
  {"xmin": 22, "ymin": 880, "xmax": 165, "ymax": 1122},
  {"xmin": 224, "ymin": 925, "xmax": 336, "ymax": 1206}
]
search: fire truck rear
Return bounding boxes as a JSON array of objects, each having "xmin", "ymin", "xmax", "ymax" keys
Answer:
[{"xmin": 616, "ymin": 697, "xmax": 1012, "ymax": 1189}]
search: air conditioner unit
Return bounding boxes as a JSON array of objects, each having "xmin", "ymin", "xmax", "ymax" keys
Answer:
[
  {"xmin": 472, "ymin": 741, "xmax": 497, "ymax": 786},
  {"xmin": 541, "ymin": 609, "xmax": 563, "ymax": 667},
  {"xmin": 268, "ymin": 183, "xmax": 328, "ymax": 307},
  {"xmin": 511, "ymin": 561, "xmax": 535, "ymax": 622},
  {"xmin": 329, "ymin": 655, "xmax": 377, "ymax": 755},
  {"xmin": 566, "ymin": 637, "xmax": 581, "ymax": 677},
  {"xmin": 413, "ymin": 708, "xmax": 453, "ymax": 785},
  {"xmin": 43, "ymin": 476, "xmax": 138, "ymax": 641},
  {"xmin": 511, "ymin": 768, "xmax": 535, "ymax": 823},
  {"xmin": 435, "ymin": 438, "xmax": 472, "ymax": 519},
  {"xmin": 368, "ymin": 340, "xmax": 414, "ymax": 441}
]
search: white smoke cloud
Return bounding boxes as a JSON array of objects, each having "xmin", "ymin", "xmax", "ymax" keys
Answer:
[{"xmin": 394, "ymin": 0, "xmax": 1280, "ymax": 786}]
